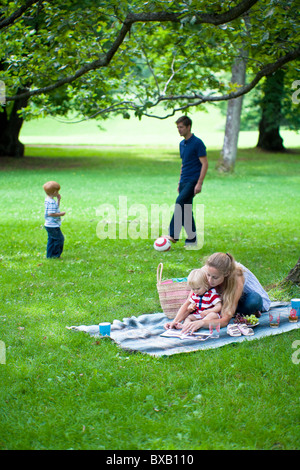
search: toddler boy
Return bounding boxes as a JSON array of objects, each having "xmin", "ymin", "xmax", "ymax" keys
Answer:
[{"xmin": 43, "ymin": 181, "xmax": 65, "ymax": 258}]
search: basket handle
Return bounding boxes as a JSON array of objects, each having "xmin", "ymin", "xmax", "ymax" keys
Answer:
[{"xmin": 157, "ymin": 263, "xmax": 163, "ymax": 284}]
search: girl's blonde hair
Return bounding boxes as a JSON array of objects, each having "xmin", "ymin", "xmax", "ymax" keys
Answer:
[
  {"xmin": 205, "ymin": 252, "xmax": 244, "ymax": 315},
  {"xmin": 187, "ymin": 267, "xmax": 209, "ymax": 291}
]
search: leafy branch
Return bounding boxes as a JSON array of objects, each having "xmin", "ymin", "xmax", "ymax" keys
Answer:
[
  {"xmin": 5, "ymin": 0, "xmax": 260, "ymax": 102},
  {"xmin": 0, "ymin": 0, "xmax": 41, "ymax": 30},
  {"xmin": 66, "ymin": 45, "xmax": 300, "ymax": 122}
]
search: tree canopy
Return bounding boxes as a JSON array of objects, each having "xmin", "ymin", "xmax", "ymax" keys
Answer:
[{"xmin": 1, "ymin": 0, "xmax": 299, "ymax": 122}]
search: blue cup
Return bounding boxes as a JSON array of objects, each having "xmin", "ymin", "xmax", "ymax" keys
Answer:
[
  {"xmin": 291, "ymin": 299, "xmax": 300, "ymax": 311},
  {"xmin": 99, "ymin": 322, "xmax": 111, "ymax": 336},
  {"xmin": 290, "ymin": 299, "xmax": 300, "ymax": 322}
]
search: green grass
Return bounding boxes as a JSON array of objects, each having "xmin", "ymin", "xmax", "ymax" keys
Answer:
[
  {"xmin": 0, "ymin": 145, "xmax": 299, "ymax": 450},
  {"xmin": 20, "ymin": 108, "xmax": 300, "ymax": 148}
]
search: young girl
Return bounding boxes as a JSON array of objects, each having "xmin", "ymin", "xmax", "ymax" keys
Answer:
[
  {"xmin": 164, "ymin": 267, "xmax": 222, "ymax": 330},
  {"xmin": 181, "ymin": 252, "xmax": 271, "ymax": 334}
]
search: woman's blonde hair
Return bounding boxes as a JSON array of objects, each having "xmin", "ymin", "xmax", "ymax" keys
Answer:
[
  {"xmin": 187, "ymin": 267, "xmax": 209, "ymax": 292},
  {"xmin": 205, "ymin": 252, "xmax": 244, "ymax": 315}
]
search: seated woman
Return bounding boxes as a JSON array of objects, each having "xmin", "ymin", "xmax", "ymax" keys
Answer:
[{"xmin": 181, "ymin": 252, "xmax": 271, "ymax": 334}]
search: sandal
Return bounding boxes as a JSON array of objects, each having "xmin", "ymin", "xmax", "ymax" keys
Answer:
[
  {"xmin": 227, "ymin": 324, "xmax": 241, "ymax": 337},
  {"xmin": 237, "ymin": 324, "xmax": 254, "ymax": 336}
]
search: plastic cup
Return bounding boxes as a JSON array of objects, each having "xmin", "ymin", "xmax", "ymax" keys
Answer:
[
  {"xmin": 99, "ymin": 322, "xmax": 111, "ymax": 336},
  {"xmin": 209, "ymin": 319, "xmax": 220, "ymax": 338},
  {"xmin": 269, "ymin": 311, "xmax": 280, "ymax": 328}
]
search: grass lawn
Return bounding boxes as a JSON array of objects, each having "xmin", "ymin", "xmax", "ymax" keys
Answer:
[
  {"xmin": 20, "ymin": 108, "xmax": 300, "ymax": 149},
  {"xmin": 0, "ymin": 144, "xmax": 299, "ymax": 450}
]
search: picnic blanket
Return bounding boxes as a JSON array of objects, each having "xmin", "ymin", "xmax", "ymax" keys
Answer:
[{"xmin": 67, "ymin": 302, "xmax": 299, "ymax": 357}]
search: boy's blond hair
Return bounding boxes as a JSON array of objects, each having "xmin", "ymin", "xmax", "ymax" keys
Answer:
[
  {"xmin": 43, "ymin": 181, "xmax": 61, "ymax": 196},
  {"xmin": 187, "ymin": 267, "xmax": 209, "ymax": 291}
]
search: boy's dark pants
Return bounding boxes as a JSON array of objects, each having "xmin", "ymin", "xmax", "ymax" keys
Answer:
[{"xmin": 45, "ymin": 227, "xmax": 64, "ymax": 258}]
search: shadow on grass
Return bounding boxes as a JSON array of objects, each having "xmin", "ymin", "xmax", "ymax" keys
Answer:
[
  {"xmin": 0, "ymin": 146, "xmax": 180, "ymax": 171},
  {"xmin": 0, "ymin": 146, "xmax": 299, "ymax": 173},
  {"xmin": 0, "ymin": 156, "xmax": 90, "ymax": 170}
]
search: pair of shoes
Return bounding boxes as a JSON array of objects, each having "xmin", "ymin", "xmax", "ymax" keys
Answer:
[{"xmin": 227, "ymin": 323, "xmax": 254, "ymax": 337}]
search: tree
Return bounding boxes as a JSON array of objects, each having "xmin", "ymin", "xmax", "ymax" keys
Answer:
[
  {"xmin": 256, "ymin": 69, "xmax": 285, "ymax": 151},
  {"xmin": 217, "ymin": 48, "xmax": 248, "ymax": 172},
  {"xmin": 217, "ymin": 3, "xmax": 300, "ymax": 168},
  {"xmin": 235, "ymin": 63, "xmax": 300, "ymax": 153},
  {"xmin": 1, "ymin": 0, "xmax": 300, "ymax": 157},
  {"xmin": 0, "ymin": 87, "xmax": 29, "ymax": 157},
  {"xmin": 285, "ymin": 258, "xmax": 300, "ymax": 285}
]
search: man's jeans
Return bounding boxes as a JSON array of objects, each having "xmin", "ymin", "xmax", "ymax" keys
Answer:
[
  {"xmin": 169, "ymin": 181, "xmax": 197, "ymax": 244},
  {"xmin": 45, "ymin": 226, "xmax": 64, "ymax": 258}
]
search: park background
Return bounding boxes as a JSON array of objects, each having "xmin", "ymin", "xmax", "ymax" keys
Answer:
[
  {"xmin": 20, "ymin": 106, "xmax": 299, "ymax": 148},
  {"xmin": 1, "ymin": 0, "xmax": 300, "ymax": 451},
  {"xmin": 0, "ymin": 105, "xmax": 299, "ymax": 450}
]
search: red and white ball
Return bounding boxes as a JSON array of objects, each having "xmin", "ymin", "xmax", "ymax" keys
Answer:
[{"xmin": 154, "ymin": 237, "xmax": 171, "ymax": 252}]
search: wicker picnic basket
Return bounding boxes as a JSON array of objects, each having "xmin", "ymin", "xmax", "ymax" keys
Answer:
[{"xmin": 156, "ymin": 263, "xmax": 190, "ymax": 319}]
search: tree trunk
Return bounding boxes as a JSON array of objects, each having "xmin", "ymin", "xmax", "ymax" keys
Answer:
[
  {"xmin": 285, "ymin": 257, "xmax": 300, "ymax": 285},
  {"xmin": 257, "ymin": 70, "xmax": 285, "ymax": 152},
  {"xmin": 217, "ymin": 50, "xmax": 247, "ymax": 172},
  {"xmin": 0, "ymin": 88, "xmax": 28, "ymax": 158}
]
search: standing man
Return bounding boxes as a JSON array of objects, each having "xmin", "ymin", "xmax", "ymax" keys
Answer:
[{"xmin": 167, "ymin": 116, "xmax": 208, "ymax": 248}]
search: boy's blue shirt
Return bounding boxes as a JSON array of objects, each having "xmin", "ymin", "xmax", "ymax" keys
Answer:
[{"xmin": 44, "ymin": 196, "xmax": 61, "ymax": 227}]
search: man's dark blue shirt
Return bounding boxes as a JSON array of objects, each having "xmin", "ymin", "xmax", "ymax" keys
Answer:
[{"xmin": 179, "ymin": 134, "xmax": 207, "ymax": 183}]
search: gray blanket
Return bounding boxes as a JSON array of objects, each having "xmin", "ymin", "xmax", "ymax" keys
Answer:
[{"xmin": 67, "ymin": 302, "xmax": 299, "ymax": 357}]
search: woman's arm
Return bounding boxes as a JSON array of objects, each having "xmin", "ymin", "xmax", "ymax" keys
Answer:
[
  {"xmin": 200, "ymin": 302, "xmax": 222, "ymax": 318},
  {"xmin": 182, "ymin": 312, "xmax": 228, "ymax": 333}
]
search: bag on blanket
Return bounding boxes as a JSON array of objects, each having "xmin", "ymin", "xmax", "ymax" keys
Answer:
[{"xmin": 156, "ymin": 263, "xmax": 191, "ymax": 319}]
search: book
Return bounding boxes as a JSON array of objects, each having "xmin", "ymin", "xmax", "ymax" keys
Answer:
[{"xmin": 160, "ymin": 329, "xmax": 211, "ymax": 341}]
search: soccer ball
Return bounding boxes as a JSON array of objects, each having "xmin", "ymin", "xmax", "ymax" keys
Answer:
[{"xmin": 154, "ymin": 237, "xmax": 171, "ymax": 252}]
